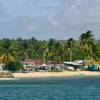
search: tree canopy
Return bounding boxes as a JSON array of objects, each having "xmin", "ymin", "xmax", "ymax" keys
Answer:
[{"xmin": 0, "ymin": 31, "xmax": 99, "ymax": 66}]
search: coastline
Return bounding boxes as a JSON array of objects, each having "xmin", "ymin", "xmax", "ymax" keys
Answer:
[{"xmin": 12, "ymin": 71, "xmax": 100, "ymax": 78}]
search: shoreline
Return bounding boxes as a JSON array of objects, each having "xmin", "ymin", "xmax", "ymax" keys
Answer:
[{"xmin": 12, "ymin": 71, "xmax": 100, "ymax": 78}]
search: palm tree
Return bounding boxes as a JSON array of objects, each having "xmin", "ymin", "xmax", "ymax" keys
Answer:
[
  {"xmin": 80, "ymin": 31, "xmax": 94, "ymax": 63},
  {"xmin": 0, "ymin": 39, "xmax": 16, "ymax": 64},
  {"xmin": 67, "ymin": 38, "xmax": 74, "ymax": 62},
  {"xmin": 18, "ymin": 39, "xmax": 29, "ymax": 60},
  {"xmin": 47, "ymin": 39, "xmax": 56, "ymax": 62},
  {"xmin": 54, "ymin": 42, "xmax": 62, "ymax": 63},
  {"xmin": 43, "ymin": 48, "xmax": 48, "ymax": 64}
]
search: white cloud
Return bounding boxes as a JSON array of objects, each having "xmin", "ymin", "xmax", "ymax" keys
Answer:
[{"xmin": 0, "ymin": 0, "xmax": 100, "ymax": 39}]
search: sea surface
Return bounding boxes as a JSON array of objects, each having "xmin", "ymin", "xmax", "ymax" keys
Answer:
[{"xmin": 0, "ymin": 76, "xmax": 100, "ymax": 100}]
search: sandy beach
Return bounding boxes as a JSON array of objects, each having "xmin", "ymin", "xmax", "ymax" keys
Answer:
[{"xmin": 13, "ymin": 71, "xmax": 100, "ymax": 78}]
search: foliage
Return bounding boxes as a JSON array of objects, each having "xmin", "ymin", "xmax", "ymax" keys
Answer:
[
  {"xmin": 5, "ymin": 61, "xmax": 23, "ymax": 72},
  {"xmin": 0, "ymin": 31, "xmax": 99, "ymax": 71}
]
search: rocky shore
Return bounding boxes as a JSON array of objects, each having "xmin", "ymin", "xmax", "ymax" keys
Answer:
[{"xmin": 0, "ymin": 72, "xmax": 13, "ymax": 78}]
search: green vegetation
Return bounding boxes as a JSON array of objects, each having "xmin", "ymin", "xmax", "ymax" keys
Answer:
[
  {"xmin": 5, "ymin": 61, "xmax": 22, "ymax": 72},
  {"xmin": 0, "ymin": 31, "xmax": 100, "ymax": 71}
]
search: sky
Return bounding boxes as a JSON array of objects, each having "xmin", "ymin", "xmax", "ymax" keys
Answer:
[{"xmin": 0, "ymin": 0, "xmax": 100, "ymax": 40}]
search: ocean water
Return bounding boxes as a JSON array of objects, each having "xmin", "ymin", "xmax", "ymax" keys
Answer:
[{"xmin": 0, "ymin": 77, "xmax": 100, "ymax": 100}]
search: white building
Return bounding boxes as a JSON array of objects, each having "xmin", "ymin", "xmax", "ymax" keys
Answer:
[{"xmin": 0, "ymin": 63, "xmax": 5, "ymax": 72}]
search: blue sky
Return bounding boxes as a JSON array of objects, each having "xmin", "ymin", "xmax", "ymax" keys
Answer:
[{"xmin": 0, "ymin": 0, "xmax": 100, "ymax": 40}]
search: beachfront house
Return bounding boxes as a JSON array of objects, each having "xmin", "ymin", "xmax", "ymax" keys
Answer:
[
  {"xmin": 63, "ymin": 60, "xmax": 83, "ymax": 70},
  {"xmin": 0, "ymin": 62, "xmax": 8, "ymax": 72},
  {"xmin": 22, "ymin": 60, "xmax": 36, "ymax": 72},
  {"xmin": 22, "ymin": 59, "xmax": 44, "ymax": 72}
]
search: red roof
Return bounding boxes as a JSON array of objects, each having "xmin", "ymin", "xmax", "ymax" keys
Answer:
[{"xmin": 24, "ymin": 59, "xmax": 43, "ymax": 65}]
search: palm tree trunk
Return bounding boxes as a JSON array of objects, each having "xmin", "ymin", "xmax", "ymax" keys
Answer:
[
  {"xmin": 70, "ymin": 50, "xmax": 72, "ymax": 62},
  {"xmin": 70, "ymin": 41, "xmax": 72, "ymax": 62}
]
